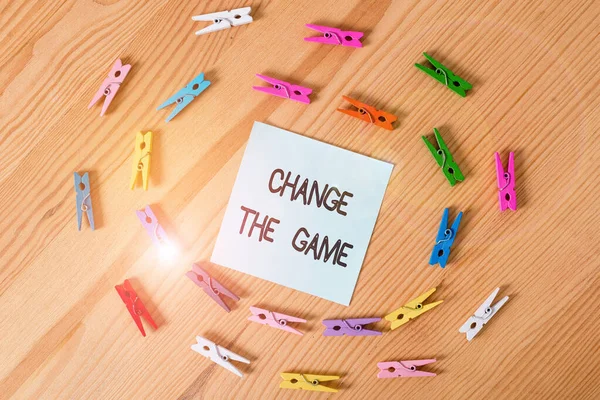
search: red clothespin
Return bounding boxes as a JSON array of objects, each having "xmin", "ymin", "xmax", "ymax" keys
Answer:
[
  {"xmin": 115, "ymin": 279, "xmax": 157, "ymax": 337},
  {"xmin": 337, "ymin": 96, "xmax": 397, "ymax": 130}
]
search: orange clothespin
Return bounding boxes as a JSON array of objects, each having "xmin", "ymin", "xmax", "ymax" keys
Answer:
[
  {"xmin": 337, "ymin": 96, "xmax": 397, "ymax": 130},
  {"xmin": 115, "ymin": 279, "xmax": 157, "ymax": 337}
]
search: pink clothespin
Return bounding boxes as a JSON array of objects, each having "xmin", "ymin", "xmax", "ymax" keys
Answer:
[
  {"xmin": 136, "ymin": 205, "xmax": 169, "ymax": 249},
  {"xmin": 248, "ymin": 306, "xmax": 306, "ymax": 335},
  {"xmin": 495, "ymin": 152, "xmax": 517, "ymax": 211},
  {"xmin": 186, "ymin": 263, "xmax": 239, "ymax": 312},
  {"xmin": 252, "ymin": 74, "xmax": 312, "ymax": 104},
  {"xmin": 304, "ymin": 24, "xmax": 363, "ymax": 48},
  {"xmin": 377, "ymin": 359, "xmax": 437, "ymax": 378},
  {"xmin": 88, "ymin": 58, "xmax": 131, "ymax": 116}
]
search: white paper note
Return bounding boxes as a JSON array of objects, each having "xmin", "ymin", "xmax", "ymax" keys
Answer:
[{"xmin": 211, "ymin": 122, "xmax": 393, "ymax": 305}]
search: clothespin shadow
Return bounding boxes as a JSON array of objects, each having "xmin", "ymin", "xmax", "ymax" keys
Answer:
[
  {"xmin": 147, "ymin": 129, "xmax": 162, "ymax": 187},
  {"xmin": 122, "ymin": 277, "xmax": 165, "ymax": 329}
]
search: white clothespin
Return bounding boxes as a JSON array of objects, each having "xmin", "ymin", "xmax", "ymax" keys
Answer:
[
  {"xmin": 192, "ymin": 7, "xmax": 253, "ymax": 36},
  {"xmin": 191, "ymin": 336, "xmax": 250, "ymax": 378},
  {"xmin": 459, "ymin": 288, "xmax": 509, "ymax": 341}
]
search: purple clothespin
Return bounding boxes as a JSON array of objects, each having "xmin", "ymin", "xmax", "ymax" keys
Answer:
[
  {"xmin": 252, "ymin": 74, "xmax": 312, "ymax": 104},
  {"xmin": 377, "ymin": 359, "xmax": 437, "ymax": 378},
  {"xmin": 136, "ymin": 205, "xmax": 169, "ymax": 249},
  {"xmin": 495, "ymin": 152, "xmax": 517, "ymax": 211},
  {"xmin": 88, "ymin": 58, "xmax": 131, "ymax": 116},
  {"xmin": 322, "ymin": 318, "xmax": 382, "ymax": 337},
  {"xmin": 304, "ymin": 24, "xmax": 363, "ymax": 48},
  {"xmin": 186, "ymin": 263, "xmax": 239, "ymax": 312}
]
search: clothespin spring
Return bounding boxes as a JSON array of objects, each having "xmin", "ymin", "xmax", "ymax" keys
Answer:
[
  {"xmin": 301, "ymin": 374, "xmax": 319, "ymax": 386},
  {"xmin": 215, "ymin": 345, "xmax": 229, "ymax": 361},
  {"xmin": 359, "ymin": 108, "xmax": 374, "ymax": 123},
  {"xmin": 81, "ymin": 193, "xmax": 91, "ymax": 211},
  {"xmin": 343, "ymin": 320, "xmax": 363, "ymax": 331},
  {"xmin": 137, "ymin": 152, "xmax": 151, "ymax": 171},
  {"xmin": 435, "ymin": 68, "xmax": 448, "ymax": 86},
  {"xmin": 500, "ymin": 172, "xmax": 511, "ymax": 191},
  {"xmin": 436, "ymin": 228, "xmax": 453, "ymax": 245},
  {"xmin": 324, "ymin": 31, "xmax": 342, "ymax": 44}
]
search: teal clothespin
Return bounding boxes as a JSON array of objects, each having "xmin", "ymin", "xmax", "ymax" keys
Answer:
[
  {"xmin": 415, "ymin": 53, "xmax": 472, "ymax": 97},
  {"xmin": 422, "ymin": 128, "xmax": 464, "ymax": 186}
]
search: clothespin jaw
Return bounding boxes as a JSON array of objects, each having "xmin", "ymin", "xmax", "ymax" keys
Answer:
[
  {"xmin": 495, "ymin": 152, "xmax": 517, "ymax": 211},
  {"xmin": 280, "ymin": 373, "xmax": 339, "ymax": 393},
  {"xmin": 322, "ymin": 318, "xmax": 382, "ymax": 336},
  {"xmin": 377, "ymin": 359, "xmax": 437, "ymax": 378},
  {"xmin": 253, "ymin": 74, "xmax": 312, "ymax": 104},
  {"xmin": 157, "ymin": 72, "xmax": 211, "ymax": 122},
  {"xmin": 422, "ymin": 128, "xmax": 464, "ymax": 186},
  {"xmin": 130, "ymin": 131, "xmax": 153, "ymax": 190},
  {"xmin": 384, "ymin": 288, "xmax": 443, "ymax": 330},
  {"xmin": 74, "ymin": 172, "xmax": 95, "ymax": 231},
  {"xmin": 304, "ymin": 24, "xmax": 363, "ymax": 48},
  {"xmin": 429, "ymin": 208, "xmax": 463, "ymax": 268},
  {"xmin": 459, "ymin": 288, "xmax": 509, "ymax": 341},
  {"xmin": 115, "ymin": 279, "xmax": 157, "ymax": 337},
  {"xmin": 248, "ymin": 306, "xmax": 306, "ymax": 335},
  {"xmin": 337, "ymin": 96, "xmax": 397, "ymax": 130},
  {"xmin": 191, "ymin": 336, "xmax": 250, "ymax": 378},
  {"xmin": 415, "ymin": 52, "xmax": 471, "ymax": 97},
  {"xmin": 192, "ymin": 7, "xmax": 253, "ymax": 36},
  {"xmin": 186, "ymin": 263, "xmax": 240, "ymax": 312},
  {"xmin": 88, "ymin": 58, "xmax": 131, "ymax": 116}
]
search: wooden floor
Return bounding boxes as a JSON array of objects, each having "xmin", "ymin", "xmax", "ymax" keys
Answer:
[{"xmin": 1, "ymin": 0, "xmax": 599, "ymax": 399}]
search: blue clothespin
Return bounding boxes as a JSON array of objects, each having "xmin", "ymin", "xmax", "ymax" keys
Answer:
[
  {"xmin": 74, "ymin": 172, "xmax": 95, "ymax": 231},
  {"xmin": 157, "ymin": 72, "xmax": 210, "ymax": 122},
  {"xmin": 429, "ymin": 208, "xmax": 462, "ymax": 268}
]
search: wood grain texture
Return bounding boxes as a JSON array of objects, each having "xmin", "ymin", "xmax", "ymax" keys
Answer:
[{"xmin": 1, "ymin": 0, "xmax": 599, "ymax": 398}]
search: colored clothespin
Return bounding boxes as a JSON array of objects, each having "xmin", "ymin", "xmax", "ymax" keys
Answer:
[
  {"xmin": 495, "ymin": 152, "xmax": 517, "ymax": 211},
  {"xmin": 280, "ymin": 373, "xmax": 339, "ymax": 393},
  {"xmin": 191, "ymin": 336, "xmax": 250, "ymax": 378},
  {"xmin": 322, "ymin": 318, "xmax": 382, "ymax": 337},
  {"xmin": 74, "ymin": 172, "xmax": 95, "ymax": 231},
  {"xmin": 429, "ymin": 208, "xmax": 463, "ymax": 268},
  {"xmin": 157, "ymin": 72, "xmax": 210, "ymax": 122},
  {"xmin": 377, "ymin": 359, "xmax": 437, "ymax": 378},
  {"xmin": 304, "ymin": 24, "xmax": 363, "ymax": 48},
  {"xmin": 88, "ymin": 58, "xmax": 131, "ymax": 116},
  {"xmin": 186, "ymin": 263, "xmax": 239, "ymax": 312},
  {"xmin": 192, "ymin": 7, "xmax": 253, "ymax": 36},
  {"xmin": 248, "ymin": 306, "xmax": 306, "ymax": 335},
  {"xmin": 115, "ymin": 279, "xmax": 157, "ymax": 337},
  {"xmin": 415, "ymin": 52, "xmax": 472, "ymax": 97},
  {"xmin": 459, "ymin": 288, "xmax": 509, "ymax": 341},
  {"xmin": 130, "ymin": 131, "xmax": 152, "ymax": 190},
  {"xmin": 337, "ymin": 96, "xmax": 397, "ymax": 130},
  {"xmin": 253, "ymin": 74, "xmax": 312, "ymax": 104},
  {"xmin": 384, "ymin": 288, "xmax": 443, "ymax": 330},
  {"xmin": 136, "ymin": 205, "xmax": 169, "ymax": 248},
  {"xmin": 422, "ymin": 128, "xmax": 464, "ymax": 186}
]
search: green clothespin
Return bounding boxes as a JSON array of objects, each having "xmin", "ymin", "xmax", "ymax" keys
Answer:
[
  {"xmin": 422, "ymin": 128, "xmax": 464, "ymax": 186},
  {"xmin": 415, "ymin": 53, "xmax": 472, "ymax": 97}
]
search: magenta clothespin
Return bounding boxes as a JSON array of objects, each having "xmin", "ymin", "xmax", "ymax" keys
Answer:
[
  {"xmin": 248, "ymin": 306, "xmax": 306, "ymax": 335},
  {"xmin": 322, "ymin": 318, "xmax": 382, "ymax": 337},
  {"xmin": 88, "ymin": 58, "xmax": 131, "ymax": 116},
  {"xmin": 495, "ymin": 152, "xmax": 517, "ymax": 211},
  {"xmin": 377, "ymin": 359, "xmax": 437, "ymax": 378},
  {"xmin": 186, "ymin": 263, "xmax": 239, "ymax": 312},
  {"xmin": 252, "ymin": 74, "xmax": 312, "ymax": 104},
  {"xmin": 304, "ymin": 24, "xmax": 363, "ymax": 48},
  {"xmin": 136, "ymin": 205, "xmax": 169, "ymax": 248}
]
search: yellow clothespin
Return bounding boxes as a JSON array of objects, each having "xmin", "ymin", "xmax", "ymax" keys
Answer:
[
  {"xmin": 280, "ymin": 373, "xmax": 339, "ymax": 393},
  {"xmin": 384, "ymin": 288, "xmax": 443, "ymax": 330},
  {"xmin": 130, "ymin": 131, "xmax": 152, "ymax": 190}
]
